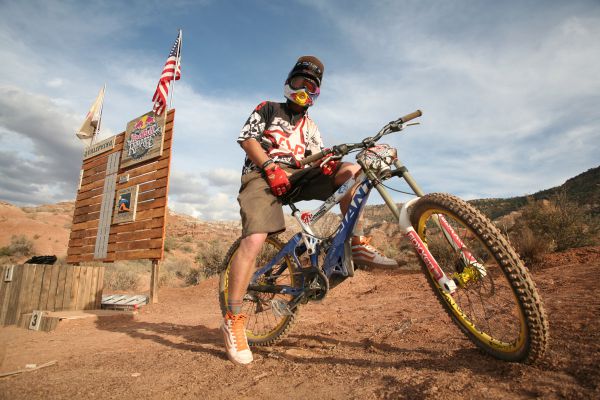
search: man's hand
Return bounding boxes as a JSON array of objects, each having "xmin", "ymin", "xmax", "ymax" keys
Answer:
[
  {"xmin": 319, "ymin": 153, "xmax": 340, "ymax": 176},
  {"xmin": 264, "ymin": 163, "xmax": 291, "ymax": 196}
]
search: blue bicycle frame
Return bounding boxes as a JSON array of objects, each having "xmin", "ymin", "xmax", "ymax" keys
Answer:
[{"xmin": 250, "ymin": 172, "xmax": 373, "ymax": 297}]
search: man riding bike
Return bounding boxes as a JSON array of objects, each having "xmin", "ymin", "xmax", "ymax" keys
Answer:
[{"xmin": 222, "ymin": 56, "xmax": 398, "ymax": 365}]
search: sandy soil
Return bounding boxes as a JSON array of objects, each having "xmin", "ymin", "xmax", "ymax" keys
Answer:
[{"xmin": 1, "ymin": 247, "xmax": 599, "ymax": 400}]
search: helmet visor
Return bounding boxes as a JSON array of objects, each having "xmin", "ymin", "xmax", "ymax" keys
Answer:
[{"xmin": 289, "ymin": 76, "xmax": 319, "ymax": 94}]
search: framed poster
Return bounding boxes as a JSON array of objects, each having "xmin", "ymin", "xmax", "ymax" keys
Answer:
[
  {"xmin": 113, "ymin": 185, "xmax": 139, "ymax": 224},
  {"xmin": 121, "ymin": 111, "xmax": 166, "ymax": 169}
]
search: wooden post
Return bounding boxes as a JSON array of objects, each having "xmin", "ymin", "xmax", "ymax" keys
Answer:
[{"xmin": 150, "ymin": 259, "xmax": 160, "ymax": 304}]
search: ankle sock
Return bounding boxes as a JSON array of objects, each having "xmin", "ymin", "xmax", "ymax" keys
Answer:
[{"xmin": 228, "ymin": 299, "xmax": 243, "ymax": 315}]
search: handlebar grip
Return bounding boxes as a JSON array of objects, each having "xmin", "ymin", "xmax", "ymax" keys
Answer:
[
  {"xmin": 300, "ymin": 150, "xmax": 326, "ymax": 166},
  {"xmin": 399, "ymin": 110, "xmax": 422, "ymax": 124}
]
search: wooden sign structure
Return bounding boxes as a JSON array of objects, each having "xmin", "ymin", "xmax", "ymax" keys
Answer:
[{"xmin": 66, "ymin": 109, "xmax": 175, "ymax": 302}]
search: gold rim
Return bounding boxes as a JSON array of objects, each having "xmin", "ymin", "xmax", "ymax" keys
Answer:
[{"xmin": 416, "ymin": 208, "xmax": 528, "ymax": 354}]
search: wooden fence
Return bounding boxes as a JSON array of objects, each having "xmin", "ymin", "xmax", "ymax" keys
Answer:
[
  {"xmin": 0, "ymin": 264, "xmax": 104, "ymax": 327},
  {"xmin": 66, "ymin": 109, "xmax": 174, "ymax": 264}
]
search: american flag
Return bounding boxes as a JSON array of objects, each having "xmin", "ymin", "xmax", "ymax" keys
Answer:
[{"xmin": 152, "ymin": 32, "xmax": 182, "ymax": 116}]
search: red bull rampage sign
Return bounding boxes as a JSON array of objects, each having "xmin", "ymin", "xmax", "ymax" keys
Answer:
[{"xmin": 121, "ymin": 111, "xmax": 166, "ymax": 168}]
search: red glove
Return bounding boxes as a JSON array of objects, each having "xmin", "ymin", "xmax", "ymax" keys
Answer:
[
  {"xmin": 264, "ymin": 163, "xmax": 290, "ymax": 196},
  {"xmin": 319, "ymin": 153, "xmax": 340, "ymax": 176}
]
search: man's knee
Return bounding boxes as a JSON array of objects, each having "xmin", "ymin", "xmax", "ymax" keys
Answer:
[
  {"xmin": 239, "ymin": 233, "xmax": 268, "ymax": 258},
  {"xmin": 334, "ymin": 162, "xmax": 361, "ymax": 186}
]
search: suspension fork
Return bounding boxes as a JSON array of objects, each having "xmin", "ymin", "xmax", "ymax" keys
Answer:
[{"xmin": 390, "ymin": 159, "xmax": 487, "ymax": 275}]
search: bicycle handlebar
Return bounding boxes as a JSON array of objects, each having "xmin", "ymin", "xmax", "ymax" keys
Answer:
[
  {"xmin": 300, "ymin": 150, "xmax": 327, "ymax": 166},
  {"xmin": 299, "ymin": 110, "xmax": 422, "ymax": 166},
  {"xmin": 399, "ymin": 110, "xmax": 422, "ymax": 124}
]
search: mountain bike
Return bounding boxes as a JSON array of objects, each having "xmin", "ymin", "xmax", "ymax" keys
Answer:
[{"xmin": 219, "ymin": 110, "xmax": 549, "ymax": 363}]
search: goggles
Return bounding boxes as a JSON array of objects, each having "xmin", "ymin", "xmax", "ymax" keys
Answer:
[{"xmin": 289, "ymin": 75, "xmax": 319, "ymax": 94}]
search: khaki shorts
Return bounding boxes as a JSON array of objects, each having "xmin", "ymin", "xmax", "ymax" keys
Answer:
[{"xmin": 238, "ymin": 165, "xmax": 337, "ymax": 237}]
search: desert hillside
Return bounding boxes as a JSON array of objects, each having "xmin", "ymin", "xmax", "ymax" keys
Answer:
[{"xmin": 0, "ymin": 165, "xmax": 598, "ymax": 290}]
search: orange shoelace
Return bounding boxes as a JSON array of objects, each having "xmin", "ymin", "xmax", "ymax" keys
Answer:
[
  {"xmin": 229, "ymin": 313, "xmax": 249, "ymax": 351},
  {"xmin": 355, "ymin": 236, "xmax": 384, "ymax": 256}
]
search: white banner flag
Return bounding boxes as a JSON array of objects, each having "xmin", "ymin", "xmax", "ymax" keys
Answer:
[{"xmin": 77, "ymin": 85, "xmax": 105, "ymax": 140}]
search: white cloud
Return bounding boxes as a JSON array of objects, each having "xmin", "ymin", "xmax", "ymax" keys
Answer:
[
  {"xmin": 167, "ymin": 169, "xmax": 240, "ymax": 221},
  {"xmin": 0, "ymin": 0, "xmax": 598, "ymax": 221},
  {"xmin": 0, "ymin": 87, "xmax": 83, "ymax": 204},
  {"xmin": 47, "ymin": 78, "xmax": 64, "ymax": 88},
  {"xmin": 306, "ymin": 1, "xmax": 600, "ymax": 200}
]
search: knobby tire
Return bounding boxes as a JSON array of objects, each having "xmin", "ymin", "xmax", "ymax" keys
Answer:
[{"xmin": 410, "ymin": 193, "xmax": 549, "ymax": 363}]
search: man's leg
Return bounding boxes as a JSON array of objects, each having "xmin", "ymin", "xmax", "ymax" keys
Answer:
[
  {"xmin": 227, "ymin": 233, "xmax": 268, "ymax": 313},
  {"xmin": 222, "ymin": 232, "xmax": 267, "ymax": 366},
  {"xmin": 333, "ymin": 163, "xmax": 398, "ymax": 268}
]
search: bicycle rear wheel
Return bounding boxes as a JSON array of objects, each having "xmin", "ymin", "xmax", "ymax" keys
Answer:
[
  {"xmin": 410, "ymin": 193, "xmax": 549, "ymax": 363},
  {"xmin": 219, "ymin": 235, "xmax": 301, "ymax": 346}
]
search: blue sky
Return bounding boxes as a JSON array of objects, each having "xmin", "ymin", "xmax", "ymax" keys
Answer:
[{"xmin": 0, "ymin": 0, "xmax": 598, "ymax": 220}]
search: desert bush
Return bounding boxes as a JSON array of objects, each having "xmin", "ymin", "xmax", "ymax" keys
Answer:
[
  {"xmin": 104, "ymin": 268, "xmax": 140, "ymax": 291},
  {"xmin": 0, "ymin": 235, "xmax": 34, "ymax": 257},
  {"xmin": 378, "ymin": 240, "xmax": 401, "ymax": 261},
  {"xmin": 514, "ymin": 191, "xmax": 598, "ymax": 253},
  {"xmin": 159, "ymin": 257, "xmax": 194, "ymax": 287},
  {"xmin": 163, "ymin": 235, "xmax": 178, "ymax": 252},
  {"xmin": 162, "ymin": 257, "xmax": 193, "ymax": 277},
  {"xmin": 184, "ymin": 268, "xmax": 203, "ymax": 286},
  {"xmin": 195, "ymin": 239, "xmax": 229, "ymax": 279},
  {"xmin": 511, "ymin": 226, "xmax": 553, "ymax": 267},
  {"xmin": 158, "ymin": 270, "xmax": 174, "ymax": 288}
]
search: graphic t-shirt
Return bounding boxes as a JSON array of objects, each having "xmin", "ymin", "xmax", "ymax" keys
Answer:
[{"xmin": 237, "ymin": 101, "xmax": 324, "ymax": 175}]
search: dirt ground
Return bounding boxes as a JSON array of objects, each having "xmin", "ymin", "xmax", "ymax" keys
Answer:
[{"xmin": 1, "ymin": 246, "xmax": 599, "ymax": 400}]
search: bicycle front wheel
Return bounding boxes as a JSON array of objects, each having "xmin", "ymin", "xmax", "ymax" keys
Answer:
[
  {"xmin": 219, "ymin": 235, "xmax": 301, "ymax": 346},
  {"xmin": 410, "ymin": 193, "xmax": 549, "ymax": 363}
]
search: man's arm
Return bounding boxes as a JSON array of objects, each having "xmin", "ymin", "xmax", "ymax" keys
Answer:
[
  {"xmin": 240, "ymin": 138, "xmax": 271, "ymax": 170},
  {"xmin": 241, "ymin": 138, "xmax": 291, "ymax": 196}
]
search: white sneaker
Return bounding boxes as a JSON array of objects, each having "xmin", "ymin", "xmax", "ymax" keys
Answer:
[
  {"xmin": 222, "ymin": 312, "xmax": 253, "ymax": 365},
  {"xmin": 352, "ymin": 236, "xmax": 398, "ymax": 268}
]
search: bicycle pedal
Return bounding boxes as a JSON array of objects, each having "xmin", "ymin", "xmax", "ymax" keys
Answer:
[{"xmin": 271, "ymin": 299, "xmax": 294, "ymax": 317}]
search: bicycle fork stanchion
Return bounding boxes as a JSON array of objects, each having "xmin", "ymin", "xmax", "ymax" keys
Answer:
[
  {"xmin": 363, "ymin": 159, "xmax": 457, "ymax": 294},
  {"xmin": 393, "ymin": 159, "xmax": 425, "ymax": 197},
  {"xmin": 400, "ymin": 199, "xmax": 458, "ymax": 294},
  {"xmin": 391, "ymin": 158, "xmax": 488, "ymax": 279}
]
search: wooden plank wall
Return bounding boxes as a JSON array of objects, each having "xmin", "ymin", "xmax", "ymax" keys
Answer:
[
  {"xmin": 0, "ymin": 264, "xmax": 104, "ymax": 327},
  {"xmin": 66, "ymin": 110, "xmax": 174, "ymax": 264}
]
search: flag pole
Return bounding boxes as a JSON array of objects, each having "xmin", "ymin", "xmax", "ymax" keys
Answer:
[
  {"xmin": 91, "ymin": 83, "xmax": 106, "ymax": 146},
  {"xmin": 168, "ymin": 29, "xmax": 183, "ymax": 112}
]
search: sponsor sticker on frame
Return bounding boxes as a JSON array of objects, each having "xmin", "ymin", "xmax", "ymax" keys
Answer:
[
  {"xmin": 113, "ymin": 185, "xmax": 139, "ymax": 224},
  {"xmin": 121, "ymin": 111, "xmax": 166, "ymax": 169}
]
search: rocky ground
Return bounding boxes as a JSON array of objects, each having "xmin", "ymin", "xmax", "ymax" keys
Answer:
[{"xmin": 1, "ymin": 246, "xmax": 599, "ymax": 399}]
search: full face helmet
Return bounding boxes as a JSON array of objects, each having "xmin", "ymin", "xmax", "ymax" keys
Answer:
[{"xmin": 284, "ymin": 56, "xmax": 324, "ymax": 108}]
